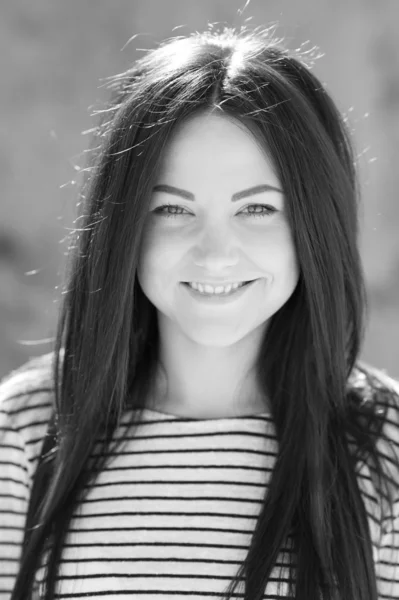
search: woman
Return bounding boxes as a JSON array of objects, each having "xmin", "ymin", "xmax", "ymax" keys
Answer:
[{"xmin": 1, "ymin": 26, "xmax": 399, "ymax": 600}]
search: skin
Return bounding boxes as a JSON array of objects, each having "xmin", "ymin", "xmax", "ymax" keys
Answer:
[{"xmin": 137, "ymin": 111, "xmax": 300, "ymax": 419}]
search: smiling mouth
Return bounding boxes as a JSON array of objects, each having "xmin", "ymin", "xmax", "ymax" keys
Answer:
[{"xmin": 181, "ymin": 279, "xmax": 259, "ymax": 298}]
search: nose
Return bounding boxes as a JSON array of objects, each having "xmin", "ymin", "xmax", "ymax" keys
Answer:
[{"xmin": 194, "ymin": 224, "xmax": 239, "ymax": 270}]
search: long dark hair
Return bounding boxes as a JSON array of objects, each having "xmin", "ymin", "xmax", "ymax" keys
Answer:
[{"xmin": 10, "ymin": 26, "xmax": 399, "ymax": 599}]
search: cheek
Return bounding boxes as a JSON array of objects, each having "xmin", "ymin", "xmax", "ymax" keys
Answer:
[
  {"xmin": 137, "ymin": 227, "xmax": 159, "ymax": 290},
  {"xmin": 281, "ymin": 237, "xmax": 300, "ymax": 282},
  {"xmin": 137, "ymin": 227, "xmax": 183, "ymax": 287},
  {"xmin": 254, "ymin": 224, "xmax": 298, "ymax": 268}
]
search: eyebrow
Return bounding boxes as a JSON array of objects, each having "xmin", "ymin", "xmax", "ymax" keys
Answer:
[{"xmin": 152, "ymin": 183, "xmax": 283, "ymax": 202}]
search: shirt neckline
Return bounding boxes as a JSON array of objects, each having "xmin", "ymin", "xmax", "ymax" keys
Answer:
[{"xmin": 137, "ymin": 406, "xmax": 271, "ymax": 422}]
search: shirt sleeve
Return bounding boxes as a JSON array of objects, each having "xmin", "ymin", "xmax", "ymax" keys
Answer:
[
  {"xmin": 376, "ymin": 504, "xmax": 399, "ymax": 599},
  {"xmin": 375, "ymin": 374, "xmax": 399, "ymax": 598},
  {"xmin": 0, "ymin": 406, "xmax": 32, "ymax": 600},
  {"xmin": 0, "ymin": 355, "xmax": 54, "ymax": 599}
]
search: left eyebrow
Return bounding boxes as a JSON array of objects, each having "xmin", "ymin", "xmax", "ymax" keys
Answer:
[{"xmin": 152, "ymin": 183, "xmax": 283, "ymax": 202}]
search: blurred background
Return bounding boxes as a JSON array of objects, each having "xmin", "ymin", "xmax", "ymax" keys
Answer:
[{"xmin": 0, "ymin": 0, "xmax": 398, "ymax": 380}]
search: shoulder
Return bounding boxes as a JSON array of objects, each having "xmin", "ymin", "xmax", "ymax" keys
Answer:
[
  {"xmin": 347, "ymin": 361, "xmax": 399, "ymax": 439},
  {"xmin": 348, "ymin": 360, "xmax": 399, "ymax": 403},
  {"xmin": 0, "ymin": 351, "xmax": 56, "ymax": 475},
  {"xmin": 0, "ymin": 351, "xmax": 56, "ymax": 418},
  {"xmin": 347, "ymin": 359, "xmax": 399, "ymax": 455},
  {"xmin": 0, "ymin": 351, "xmax": 56, "ymax": 397},
  {"xmin": 348, "ymin": 361, "xmax": 399, "ymax": 531}
]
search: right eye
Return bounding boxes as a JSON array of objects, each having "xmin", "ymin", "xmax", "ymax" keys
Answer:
[{"xmin": 153, "ymin": 204, "xmax": 191, "ymax": 218}]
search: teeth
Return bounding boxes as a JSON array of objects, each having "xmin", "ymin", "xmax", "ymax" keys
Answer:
[{"xmin": 187, "ymin": 281, "xmax": 246, "ymax": 295}]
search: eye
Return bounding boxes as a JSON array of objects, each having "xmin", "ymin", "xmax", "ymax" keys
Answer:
[
  {"xmin": 152, "ymin": 203, "xmax": 277, "ymax": 219},
  {"xmin": 153, "ymin": 203, "xmax": 190, "ymax": 218},
  {"xmin": 241, "ymin": 204, "xmax": 277, "ymax": 218}
]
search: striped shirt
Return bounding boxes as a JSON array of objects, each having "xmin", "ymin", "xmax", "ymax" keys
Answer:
[{"xmin": 0, "ymin": 358, "xmax": 399, "ymax": 599}]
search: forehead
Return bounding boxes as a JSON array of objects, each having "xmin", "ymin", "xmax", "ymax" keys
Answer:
[{"xmin": 157, "ymin": 112, "xmax": 278, "ymax": 181}]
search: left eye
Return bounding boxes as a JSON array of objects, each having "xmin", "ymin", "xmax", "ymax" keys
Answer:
[{"xmin": 152, "ymin": 203, "xmax": 277, "ymax": 219}]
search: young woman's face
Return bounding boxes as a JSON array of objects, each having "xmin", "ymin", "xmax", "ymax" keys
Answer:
[{"xmin": 137, "ymin": 112, "xmax": 300, "ymax": 347}]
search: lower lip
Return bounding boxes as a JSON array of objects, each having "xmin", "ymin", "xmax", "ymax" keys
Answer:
[{"xmin": 181, "ymin": 280, "xmax": 259, "ymax": 304}]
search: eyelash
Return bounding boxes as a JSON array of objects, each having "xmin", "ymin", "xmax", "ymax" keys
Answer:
[{"xmin": 153, "ymin": 203, "xmax": 277, "ymax": 219}]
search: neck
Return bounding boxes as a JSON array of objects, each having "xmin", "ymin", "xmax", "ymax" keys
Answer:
[{"xmin": 149, "ymin": 313, "xmax": 270, "ymax": 419}]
